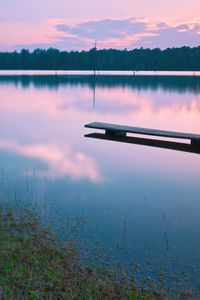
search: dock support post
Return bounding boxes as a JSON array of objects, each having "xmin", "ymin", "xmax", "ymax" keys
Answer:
[
  {"xmin": 105, "ymin": 130, "xmax": 127, "ymax": 138},
  {"xmin": 191, "ymin": 139, "xmax": 200, "ymax": 148}
]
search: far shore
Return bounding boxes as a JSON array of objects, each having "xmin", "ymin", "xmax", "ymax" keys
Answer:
[{"xmin": 0, "ymin": 70, "xmax": 200, "ymax": 76}]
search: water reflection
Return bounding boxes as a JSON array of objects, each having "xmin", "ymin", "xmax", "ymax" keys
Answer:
[
  {"xmin": 0, "ymin": 74, "xmax": 200, "ymax": 94},
  {"xmin": 85, "ymin": 132, "xmax": 200, "ymax": 155},
  {"xmin": 0, "ymin": 73, "xmax": 200, "ymax": 291},
  {"xmin": 0, "ymin": 139, "xmax": 100, "ymax": 181},
  {"xmin": 0, "ymin": 75, "xmax": 200, "ymax": 132}
]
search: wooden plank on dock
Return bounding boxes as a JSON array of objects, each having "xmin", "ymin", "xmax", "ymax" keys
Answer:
[{"xmin": 85, "ymin": 122, "xmax": 200, "ymax": 145}]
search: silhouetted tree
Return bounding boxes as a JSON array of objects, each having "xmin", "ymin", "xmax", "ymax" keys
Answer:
[{"xmin": 0, "ymin": 46, "xmax": 200, "ymax": 70}]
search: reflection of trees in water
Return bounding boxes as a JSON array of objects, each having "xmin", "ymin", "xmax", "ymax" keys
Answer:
[{"xmin": 0, "ymin": 75, "xmax": 200, "ymax": 94}]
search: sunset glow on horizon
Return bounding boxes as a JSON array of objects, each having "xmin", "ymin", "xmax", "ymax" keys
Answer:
[{"xmin": 1, "ymin": 0, "xmax": 200, "ymax": 51}]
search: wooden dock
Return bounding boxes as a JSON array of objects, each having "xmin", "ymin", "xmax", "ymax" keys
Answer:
[{"xmin": 84, "ymin": 122, "xmax": 200, "ymax": 153}]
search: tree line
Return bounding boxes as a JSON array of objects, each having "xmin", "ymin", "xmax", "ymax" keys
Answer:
[{"xmin": 0, "ymin": 46, "xmax": 200, "ymax": 70}]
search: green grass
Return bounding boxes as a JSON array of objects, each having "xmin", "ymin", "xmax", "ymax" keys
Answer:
[{"xmin": 0, "ymin": 202, "xmax": 195, "ymax": 300}]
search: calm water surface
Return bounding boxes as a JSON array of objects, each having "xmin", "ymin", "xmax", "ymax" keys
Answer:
[{"xmin": 0, "ymin": 72, "xmax": 200, "ymax": 289}]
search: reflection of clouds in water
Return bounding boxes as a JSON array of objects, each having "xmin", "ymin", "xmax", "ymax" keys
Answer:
[
  {"xmin": 0, "ymin": 78, "xmax": 200, "ymax": 136},
  {"xmin": 1, "ymin": 81, "xmax": 200, "ymax": 118},
  {"xmin": 103, "ymin": 100, "xmax": 200, "ymax": 134},
  {"xmin": 0, "ymin": 139, "xmax": 101, "ymax": 182}
]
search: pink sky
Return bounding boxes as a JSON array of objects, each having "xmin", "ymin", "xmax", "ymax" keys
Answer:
[{"xmin": 1, "ymin": 0, "xmax": 200, "ymax": 51}]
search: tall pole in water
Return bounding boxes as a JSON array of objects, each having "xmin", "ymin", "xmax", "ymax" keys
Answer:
[
  {"xmin": 93, "ymin": 40, "xmax": 97, "ymax": 109},
  {"xmin": 94, "ymin": 40, "xmax": 97, "ymax": 76}
]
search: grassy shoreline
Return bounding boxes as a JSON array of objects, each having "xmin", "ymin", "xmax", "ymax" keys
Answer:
[
  {"xmin": 0, "ymin": 203, "xmax": 155, "ymax": 300},
  {"xmin": 0, "ymin": 203, "xmax": 198, "ymax": 300}
]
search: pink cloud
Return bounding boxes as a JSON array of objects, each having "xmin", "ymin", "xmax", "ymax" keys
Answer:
[
  {"xmin": 54, "ymin": 18, "xmax": 200, "ymax": 49},
  {"xmin": 1, "ymin": 17, "xmax": 200, "ymax": 51},
  {"xmin": 0, "ymin": 139, "xmax": 101, "ymax": 182}
]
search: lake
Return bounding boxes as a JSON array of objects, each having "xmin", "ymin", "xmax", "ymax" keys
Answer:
[{"xmin": 0, "ymin": 71, "xmax": 200, "ymax": 291}]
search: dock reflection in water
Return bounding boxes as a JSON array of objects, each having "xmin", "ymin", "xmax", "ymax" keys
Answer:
[{"xmin": 85, "ymin": 132, "xmax": 200, "ymax": 154}]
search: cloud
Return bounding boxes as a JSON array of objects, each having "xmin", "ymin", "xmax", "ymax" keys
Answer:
[
  {"xmin": 53, "ymin": 18, "xmax": 200, "ymax": 50},
  {"xmin": 56, "ymin": 18, "xmax": 146, "ymax": 40},
  {"xmin": 2, "ymin": 17, "xmax": 200, "ymax": 51},
  {"xmin": 0, "ymin": 139, "xmax": 101, "ymax": 182},
  {"xmin": 176, "ymin": 24, "xmax": 189, "ymax": 31},
  {"xmin": 132, "ymin": 22, "xmax": 200, "ymax": 49}
]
